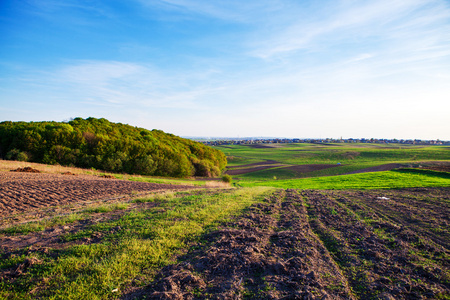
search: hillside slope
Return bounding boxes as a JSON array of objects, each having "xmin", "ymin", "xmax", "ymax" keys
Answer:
[{"xmin": 0, "ymin": 117, "xmax": 226, "ymax": 177}]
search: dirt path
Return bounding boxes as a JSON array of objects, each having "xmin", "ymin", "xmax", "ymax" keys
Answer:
[{"xmin": 0, "ymin": 171, "xmax": 197, "ymax": 216}]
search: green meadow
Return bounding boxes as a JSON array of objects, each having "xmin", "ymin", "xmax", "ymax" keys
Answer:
[
  {"xmin": 218, "ymin": 143, "xmax": 450, "ymax": 189},
  {"xmin": 221, "ymin": 143, "xmax": 449, "ymax": 168},
  {"xmin": 240, "ymin": 168, "xmax": 450, "ymax": 190}
]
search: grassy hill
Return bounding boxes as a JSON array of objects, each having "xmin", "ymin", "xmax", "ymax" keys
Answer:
[{"xmin": 0, "ymin": 118, "xmax": 226, "ymax": 178}]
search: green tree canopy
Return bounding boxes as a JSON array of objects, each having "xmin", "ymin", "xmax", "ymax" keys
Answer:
[{"xmin": 0, "ymin": 118, "xmax": 226, "ymax": 178}]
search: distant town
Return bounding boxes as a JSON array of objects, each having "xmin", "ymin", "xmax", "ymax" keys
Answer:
[{"xmin": 194, "ymin": 137, "xmax": 450, "ymax": 146}]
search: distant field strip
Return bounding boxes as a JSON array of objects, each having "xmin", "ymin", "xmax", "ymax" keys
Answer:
[
  {"xmin": 220, "ymin": 143, "xmax": 450, "ymax": 180},
  {"xmin": 241, "ymin": 169, "xmax": 450, "ymax": 190}
]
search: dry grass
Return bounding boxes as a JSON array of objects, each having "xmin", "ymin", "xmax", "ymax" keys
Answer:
[
  {"xmin": 205, "ymin": 181, "xmax": 232, "ymax": 188},
  {"xmin": 0, "ymin": 160, "xmax": 227, "ymax": 186},
  {"xmin": 0, "ymin": 159, "xmax": 113, "ymax": 176}
]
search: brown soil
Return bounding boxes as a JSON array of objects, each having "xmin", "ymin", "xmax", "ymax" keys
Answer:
[
  {"xmin": 226, "ymin": 163, "xmax": 340, "ymax": 176},
  {"xmin": 304, "ymin": 188, "xmax": 450, "ymax": 299},
  {"xmin": 100, "ymin": 174, "xmax": 116, "ymax": 179},
  {"xmin": 345, "ymin": 163, "xmax": 404, "ymax": 174},
  {"xmin": 0, "ymin": 201, "xmax": 160, "ymax": 252},
  {"xmin": 11, "ymin": 167, "xmax": 41, "ymax": 173},
  {"xmin": 61, "ymin": 171, "xmax": 76, "ymax": 175},
  {"xmin": 227, "ymin": 160, "xmax": 280, "ymax": 169},
  {"xmin": 134, "ymin": 190, "xmax": 354, "ymax": 299},
  {"xmin": 225, "ymin": 165, "xmax": 284, "ymax": 176},
  {"xmin": 0, "ymin": 171, "xmax": 197, "ymax": 216},
  {"xmin": 423, "ymin": 166, "xmax": 450, "ymax": 172},
  {"xmin": 245, "ymin": 144, "xmax": 279, "ymax": 148},
  {"xmin": 281, "ymin": 164, "xmax": 340, "ymax": 174},
  {"xmin": 124, "ymin": 188, "xmax": 449, "ymax": 300}
]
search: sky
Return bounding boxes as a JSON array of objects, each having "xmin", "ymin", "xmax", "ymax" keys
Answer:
[{"xmin": 1, "ymin": 0, "xmax": 450, "ymax": 140}]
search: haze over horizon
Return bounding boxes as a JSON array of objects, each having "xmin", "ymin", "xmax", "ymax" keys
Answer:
[{"xmin": 1, "ymin": 1, "xmax": 450, "ymax": 140}]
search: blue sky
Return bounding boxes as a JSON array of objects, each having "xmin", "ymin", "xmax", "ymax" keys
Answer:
[{"xmin": 1, "ymin": 0, "xmax": 450, "ymax": 139}]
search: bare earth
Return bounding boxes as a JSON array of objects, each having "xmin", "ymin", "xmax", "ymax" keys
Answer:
[
  {"xmin": 0, "ymin": 171, "xmax": 196, "ymax": 216},
  {"xmin": 127, "ymin": 188, "xmax": 450, "ymax": 299},
  {"xmin": 225, "ymin": 161, "xmax": 340, "ymax": 176},
  {"xmin": 344, "ymin": 163, "xmax": 404, "ymax": 174}
]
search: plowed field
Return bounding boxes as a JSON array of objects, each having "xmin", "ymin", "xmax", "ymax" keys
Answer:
[
  {"xmin": 0, "ymin": 171, "xmax": 197, "ymax": 216},
  {"xmin": 142, "ymin": 188, "xmax": 449, "ymax": 299}
]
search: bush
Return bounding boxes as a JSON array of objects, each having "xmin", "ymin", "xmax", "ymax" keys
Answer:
[
  {"xmin": 222, "ymin": 174, "xmax": 232, "ymax": 183},
  {"xmin": 5, "ymin": 149, "xmax": 20, "ymax": 160},
  {"xmin": 17, "ymin": 151, "xmax": 28, "ymax": 162},
  {"xmin": 5, "ymin": 149, "xmax": 28, "ymax": 161}
]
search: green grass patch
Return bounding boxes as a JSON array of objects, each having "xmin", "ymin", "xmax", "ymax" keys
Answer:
[
  {"xmin": 241, "ymin": 169, "xmax": 450, "ymax": 190},
  {"xmin": 0, "ymin": 214, "xmax": 84, "ymax": 236},
  {"xmin": 83, "ymin": 203, "xmax": 130, "ymax": 214},
  {"xmin": 0, "ymin": 187, "xmax": 274, "ymax": 299}
]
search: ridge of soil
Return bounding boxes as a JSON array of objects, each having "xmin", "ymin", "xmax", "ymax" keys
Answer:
[
  {"xmin": 131, "ymin": 190, "xmax": 354, "ymax": 299},
  {"xmin": 10, "ymin": 167, "xmax": 41, "ymax": 173},
  {"xmin": 227, "ymin": 160, "xmax": 280, "ymax": 169},
  {"xmin": 304, "ymin": 188, "xmax": 450, "ymax": 299},
  {"xmin": 225, "ymin": 165, "xmax": 285, "ymax": 176},
  {"xmin": 0, "ymin": 171, "xmax": 198, "ymax": 216},
  {"xmin": 280, "ymin": 164, "xmax": 340, "ymax": 174},
  {"xmin": 344, "ymin": 163, "xmax": 404, "ymax": 174},
  {"xmin": 226, "ymin": 162, "xmax": 340, "ymax": 176},
  {"xmin": 124, "ymin": 188, "xmax": 449, "ymax": 300}
]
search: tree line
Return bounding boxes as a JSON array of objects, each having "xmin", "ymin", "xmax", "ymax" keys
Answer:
[{"xmin": 0, "ymin": 117, "xmax": 227, "ymax": 178}]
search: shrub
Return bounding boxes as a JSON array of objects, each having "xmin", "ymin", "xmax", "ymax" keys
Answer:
[
  {"xmin": 16, "ymin": 151, "xmax": 28, "ymax": 162},
  {"xmin": 222, "ymin": 174, "xmax": 232, "ymax": 183},
  {"xmin": 5, "ymin": 149, "xmax": 28, "ymax": 161},
  {"xmin": 5, "ymin": 149, "xmax": 20, "ymax": 160}
]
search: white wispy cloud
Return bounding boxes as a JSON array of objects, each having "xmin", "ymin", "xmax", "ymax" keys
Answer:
[
  {"xmin": 249, "ymin": 0, "xmax": 450, "ymax": 59},
  {"xmin": 18, "ymin": 60, "xmax": 226, "ymax": 110}
]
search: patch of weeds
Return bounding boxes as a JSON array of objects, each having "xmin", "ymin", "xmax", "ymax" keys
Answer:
[
  {"xmin": 132, "ymin": 192, "xmax": 175, "ymax": 203},
  {"xmin": 60, "ymin": 229, "xmax": 95, "ymax": 242},
  {"xmin": 263, "ymin": 281, "xmax": 276, "ymax": 292},
  {"xmin": 83, "ymin": 203, "xmax": 129, "ymax": 214},
  {"xmin": 0, "ymin": 213, "xmax": 84, "ymax": 236},
  {"xmin": 242, "ymin": 288, "xmax": 256, "ymax": 299},
  {"xmin": 0, "ymin": 222, "xmax": 46, "ymax": 236},
  {"xmin": 48, "ymin": 213, "xmax": 84, "ymax": 226}
]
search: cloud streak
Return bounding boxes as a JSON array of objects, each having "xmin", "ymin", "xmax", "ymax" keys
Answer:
[{"xmin": 249, "ymin": 0, "xmax": 450, "ymax": 59}]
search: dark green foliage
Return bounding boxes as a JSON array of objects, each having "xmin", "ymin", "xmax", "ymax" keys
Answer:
[{"xmin": 0, "ymin": 118, "xmax": 227, "ymax": 178}]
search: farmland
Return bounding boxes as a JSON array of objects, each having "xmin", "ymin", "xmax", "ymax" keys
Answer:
[
  {"xmin": 220, "ymin": 143, "xmax": 449, "ymax": 181},
  {"xmin": 0, "ymin": 143, "xmax": 449, "ymax": 299}
]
